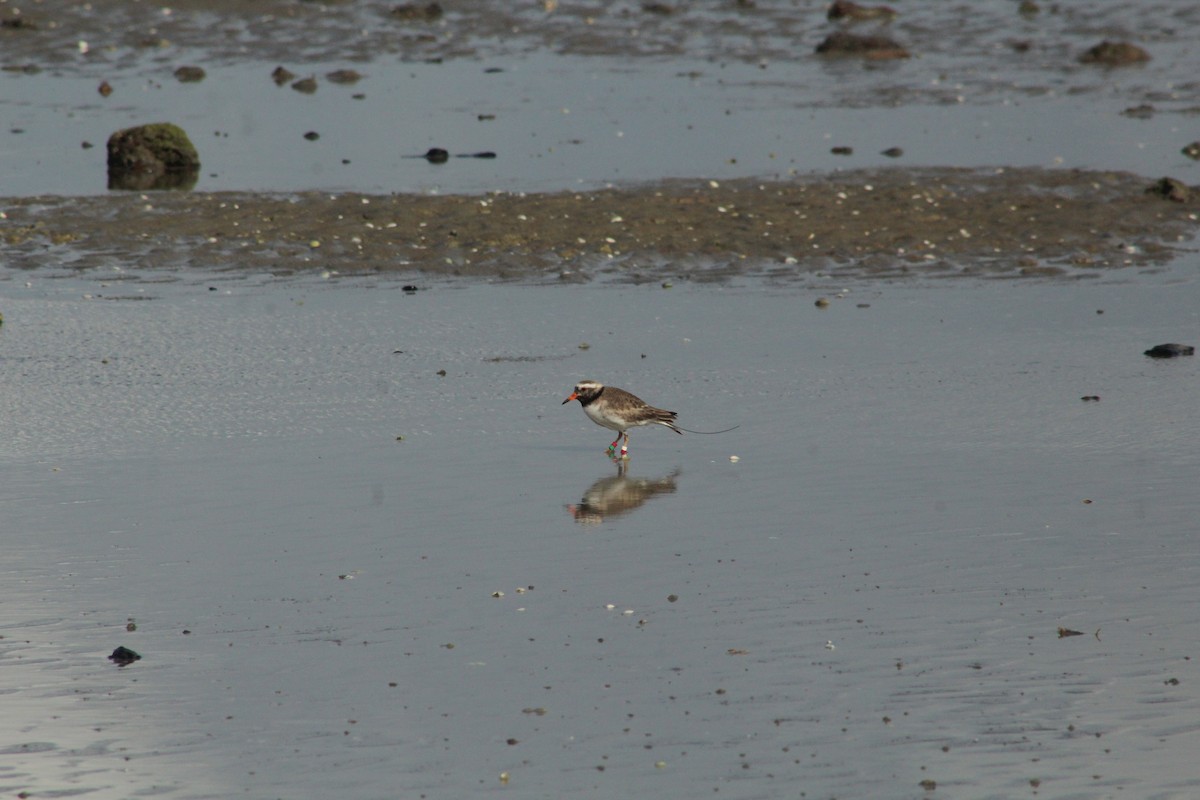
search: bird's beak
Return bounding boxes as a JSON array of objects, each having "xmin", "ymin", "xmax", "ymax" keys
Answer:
[{"xmin": 562, "ymin": 391, "xmax": 578, "ymax": 405}]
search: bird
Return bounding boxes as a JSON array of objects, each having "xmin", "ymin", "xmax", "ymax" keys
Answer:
[{"xmin": 562, "ymin": 380, "xmax": 682, "ymax": 458}]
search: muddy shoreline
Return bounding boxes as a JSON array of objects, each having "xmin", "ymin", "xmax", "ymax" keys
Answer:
[{"xmin": 4, "ymin": 167, "xmax": 1195, "ymax": 282}]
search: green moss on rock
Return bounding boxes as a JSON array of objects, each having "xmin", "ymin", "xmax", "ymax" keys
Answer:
[{"xmin": 106, "ymin": 122, "xmax": 200, "ymax": 190}]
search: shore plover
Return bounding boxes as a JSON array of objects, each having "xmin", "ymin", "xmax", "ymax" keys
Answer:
[{"xmin": 562, "ymin": 380, "xmax": 682, "ymax": 458}]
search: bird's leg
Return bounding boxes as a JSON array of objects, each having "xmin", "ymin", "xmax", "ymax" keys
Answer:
[{"xmin": 619, "ymin": 432, "xmax": 629, "ymax": 458}]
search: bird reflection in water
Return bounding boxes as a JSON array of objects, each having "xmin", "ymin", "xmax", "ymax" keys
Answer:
[{"xmin": 567, "ymin": 462, "xmax": 682, "ymax": 524}]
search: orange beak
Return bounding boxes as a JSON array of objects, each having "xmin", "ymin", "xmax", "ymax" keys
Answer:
[{"xmin": 562, "ymin": 391, "xmax": 578, "ymax": 405}]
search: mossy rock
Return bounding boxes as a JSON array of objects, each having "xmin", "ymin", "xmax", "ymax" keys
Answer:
[{"xmin": 106, "ymin": 122, "xmax": 200, "ymax": 190}]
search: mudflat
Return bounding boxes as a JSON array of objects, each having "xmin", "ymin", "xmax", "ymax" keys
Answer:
[{"xmin": 6, "ymin": 168, "xmax": 1195, "ymax": 281}]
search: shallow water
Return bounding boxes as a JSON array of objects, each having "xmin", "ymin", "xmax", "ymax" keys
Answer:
[
  {"xmin": 3, "ymin": 264, "xmax": 1198, "ymax": 798},
  {"xmin": 3, "ymin": 0, "xmax": 1199, "ymax": 196},
  {"xmin": 3, "ymin": 53, "xmax": 1196, "ymax": 197}
]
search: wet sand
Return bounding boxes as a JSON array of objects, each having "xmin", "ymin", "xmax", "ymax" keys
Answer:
[{"xmin": 3, "ymin": 273, "xmax": 1199, "ymax": 799}]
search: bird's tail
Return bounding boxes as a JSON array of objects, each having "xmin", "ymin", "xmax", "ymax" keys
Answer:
[
  {"xmin": 653, "ymin": 409, "xmax": 685, "ymax": 435},
  {"xmin": 653, "ymin": 409, "xmax": 739, "ymax": 436}
]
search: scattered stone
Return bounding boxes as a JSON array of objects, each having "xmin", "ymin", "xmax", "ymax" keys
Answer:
[
  {"xmin": 303, "ymin": 131, "xmax": 320, "ymax": 141},
  {"xmin": 1057, "ymin": 627, "xmax": 1084, "ymax": 638},
  {"xmin": 881, "ymin": 146, "xmax": 904, "ymax": 158},
  {"xmin": 1121, "ymin": 104, "xmax": 1155, "ymax": 119},
  {"xmin": 106, "ymin": 122, "xmax": 200, "ymax": 191},
  {"xmin": 831, "ymin": 146, "xmax": 853, "ymax": 155},
  {"xmin": 814, "ymin": 297, "xmax": 830, "ymax": 308},
  {"xmin": 1080, "ymin": 395, "xmax": 1100, "ymax": 402},
  {"xmin": 390, "ymin": 2, "xmax": 443, "ymax": 21},
  {"xmin": 816, "ymin": 31, "xmax": 909, "ymax": 59},
  {"xmin": 1143, "ymin": 343, "xmax": 1194, "ymax": 358},
  {"xmin": 98, "ymin": 80, "xmax": 113, "ymax": 97},
  {"xmin": 1145, "ymin": 177, "xmax": 1190, "ymax": 203},
  {"xmin": 291, "ymin": 76, "xmax": 318, "ymax": 94},
  {"xmin": 108, "ymin": 646, "xmax": 141, "ymax": 665},
  {"xmin": 402, "ymin": 285, "xmax": 419, "ymax": 293},
  {"xmin": 326, "ymin": 69, "xmax": 363, "ymax": 84},
  {"xmin": 424, "ymin": 147, "xmax": 450, "ymax": 163},
  {"xmin": 271, "ymin": 65, "xmax": 296, "ymax": 85},
  {"xmin": 1079, "ymin": 41, "xmax": 1150, "ymax": 66},
  {"xmin": 919, "ymin": 778, "xmax": 937, "ymax": 791},
  {"xmin": 1, "ymin": 15, "xmax": 38, "ymax": 30},
  {"xmin": 173, "ymin": 65, "xmax": 206, "ymax": 83},
  {"xmin": 1182, "ymin": 142, "xmax": 1200, "ymax": 161},
  {"xmin": 642, "ymin": 2, "xmax": 674, "ymax": 14},
  {"xmin": 827, "ymin": 1, "xmax": 897, "ymax": 22}
]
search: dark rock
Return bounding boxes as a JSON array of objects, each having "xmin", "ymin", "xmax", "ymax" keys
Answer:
[
  {"xmin": 1121, "ymin": 104, "xmax": 1155, "ymax": 119},
  {"xmin": 816, "ymin": 31, "xmax": 909, "ymax": 59},
  {"xmin": 271, "ymin": 65, "xmax": 296, "ymax": 85},
  {"xmin": 1079, "ymin": 41, "xmax": 1150, "ymax": 66},
  {"xmin": 326, "ymin": 69, "xmax": 363, "ymax": 84},
  {"xmin": 424, "ymin": 147, "xmax": 450, "ymax": 163},
  {"xmin": 108, "ymin": 646, "xmax": 141, "ymax": 665},
  {"xmin": 881, "ymin": 146, "xmax": 904, "ymax": 158},
  {"xmin": 831, "ymin": 146, "xmax": 853, "ymax": 155},
  {"xmin": 173, "ymin": 65, "xmax": 206, "ymax": 83},
  {"xmin": 1, "ymin": 15, "xmax": 37, "ymax": 29},
  {"xmin": 827, "ymin": 1, "xmax": 897, "ymax": 22},
  {"xmin": 1182, "ymin": 142, "xmax": 1200, "ymax": 161},
  {"xmin": 291, "ymin": 76, "xmax": 318, "ymax": 94},
  {"xmin": 98, "ymin": 80, "xmax": 113, "ymax": 97},
  {"xmin": 1144, "ymin": 343, "xmax": 1194, "ymax": 358},
  {"xmin": 303, "ymin": 131, "xmax": 320, "ymax": 141},
  {"xmin": 106, "ymin": 122, "xmax": 200, "ymax": 191},
  {"xmin": 642, "ymin": 2, "xmax": 674, "ymax": 14},
  {"xmin": 1145, "ymin": 177, "xmax": 1190, "ymax": 203},
  {"xmin": 390, "ymin": 2, "xmax": 443, "ymax": 21}
]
